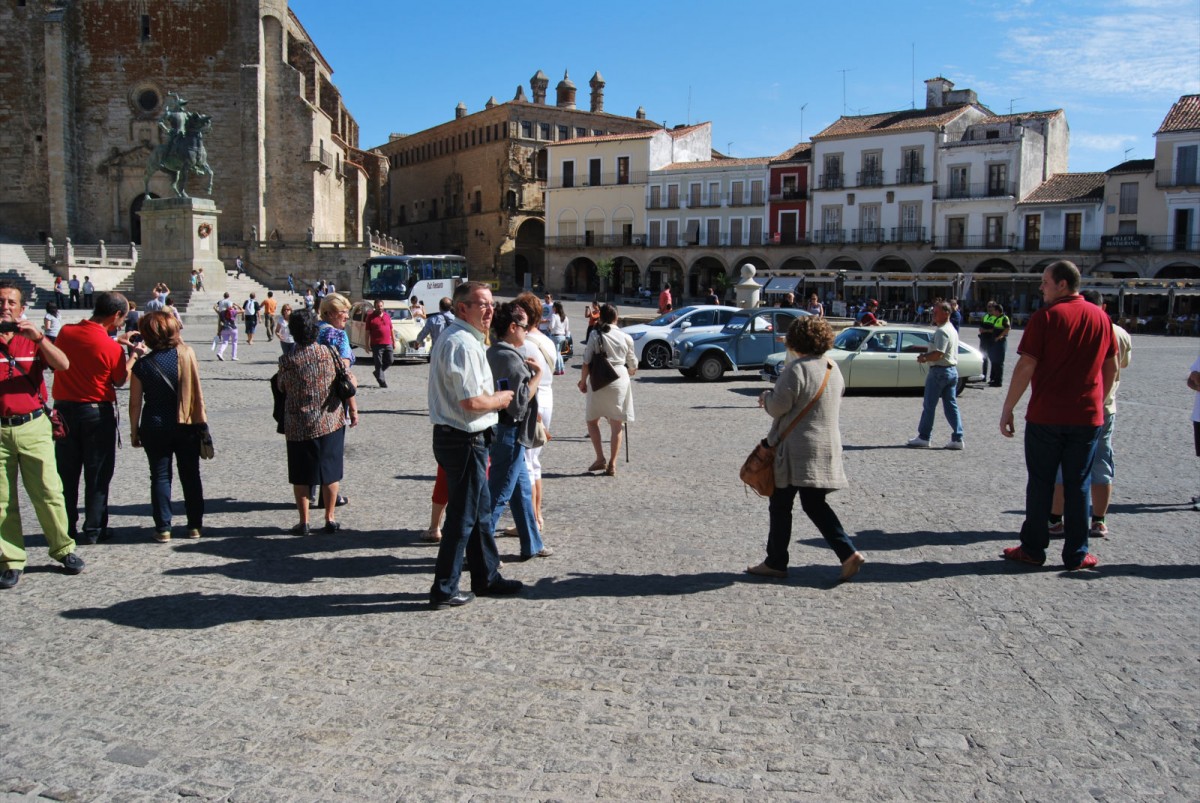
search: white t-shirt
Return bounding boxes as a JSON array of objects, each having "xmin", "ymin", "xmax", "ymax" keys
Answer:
[
  {"xmin": 276, "ymin": 314, "xmax": 294, "ymax": 344},
  {"xmin": 1191, "ymin": 355, "xmax": 1200, "ymax": 423}
]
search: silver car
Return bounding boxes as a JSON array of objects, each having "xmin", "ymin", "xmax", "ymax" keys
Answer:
[{"xmin": 624, "ymin": 305, "xmax": 741, "ymax": 369}]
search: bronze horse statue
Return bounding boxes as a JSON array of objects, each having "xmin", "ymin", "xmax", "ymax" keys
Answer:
[{"xmin": 143, "ymin": 112, "xmax": 214, "ymax": 198}]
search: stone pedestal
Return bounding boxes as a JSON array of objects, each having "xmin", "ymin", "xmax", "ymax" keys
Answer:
[
  {"xmin": 134, "ymin": 197, "xmax": 226, "ymax": 296},
  {"xmin": 735, "ymin": 263, "xmax": 762, "ymax": 309}
]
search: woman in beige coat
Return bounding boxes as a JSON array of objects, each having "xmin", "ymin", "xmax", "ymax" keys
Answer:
[{"xmin": 747, "ymin": 316, "xmax": 865, "ymax": 581}]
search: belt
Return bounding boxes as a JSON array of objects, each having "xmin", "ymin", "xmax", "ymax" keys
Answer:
[
  {"xmin": 54, "ymin": 401, "xmax": 113, "ymax": 408},
  {"xmin": 0, "ymin": 408, "xmax": 44, "ymax": 427},
  {"xmin": 434, "ymin": 424, "xmax": 492, "ymax": 443}
]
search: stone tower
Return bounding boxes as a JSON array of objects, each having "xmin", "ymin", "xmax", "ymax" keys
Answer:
[
  {"xmin": 589, "ymin": 71, "xmax": 605, "ymax": 113},
  {"xmin": 555, "ymin": 71, "xmax": 576, "ymax": 110},
  {"xmin": 530, "ymin": 70, "xmax": 549, "ymax": 105}
]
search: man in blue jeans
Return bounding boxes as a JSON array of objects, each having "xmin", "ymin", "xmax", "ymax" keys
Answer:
[
  {"xmin": 426, "ymin": 281, "xmax": 523, "ymax": 609},
  {"xmin": 906, "ymin": 302, "xmax": 964, "ymax": 450},
  {"xmin": 999, "ymin": 261, "xmax": 1116, "ymax": 571}
]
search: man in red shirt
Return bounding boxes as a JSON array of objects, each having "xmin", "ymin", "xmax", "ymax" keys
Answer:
[
  {"xmin": 53, "ymin": 291, "xmax": 144, "ymax": 544},
  {"xmin": 999, "ymin": 261, "xmax": 1117, "ymax": 570},
  {"xmin": 0, "ymin": 282, "xmax": 84, "ymax": 589},
  {"xmin": 366, "ymin": 299, "xmax": 395, "ymax": 388},
  {"xmin": 858, "ymin": 299, "xmax": 883, "ymax": 326},
  {"xmin": 658, "ymin": 282, "xmax": 672, "ymax": 314}
]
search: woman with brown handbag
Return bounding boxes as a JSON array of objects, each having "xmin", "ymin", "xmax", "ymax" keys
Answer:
[
  {"xmin": 747, "ymin": 316, "xmax": 865, "ymax": 582},
  {"xmin": 577, "ymin": 304, "xmax": 636, "ymax": 476}
]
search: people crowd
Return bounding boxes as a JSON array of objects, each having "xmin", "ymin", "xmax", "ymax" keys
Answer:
[{"xmin": 1, "ymin": 262, "xmax": 1191, "ymax": 606}]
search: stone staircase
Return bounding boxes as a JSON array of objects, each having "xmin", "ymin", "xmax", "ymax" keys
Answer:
[{"xmin": 0, "ymin": 244, "xmax": 63, "ymax": 309}]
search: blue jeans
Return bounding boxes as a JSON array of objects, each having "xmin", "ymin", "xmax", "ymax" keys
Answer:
[
  {"xmin": 487, "ymin": 423, "xmax": 543, "ymax": 557},
  {"xmin": 430, "ymin": 425, "xmax": 502, "ymax": 602},
  {"xmin": 1020, "ymin": 422, "xmax": 1102, "ymax": 566},
  {"xmin": 766, "ymin": 486, "xmax": 857, "ymax": 568},
  {"xmin": 54, "ymin": 401, "xmax": 117, "ymax": 542},
  {"xmin": 917, "ymin": 365, "xmax": 962, "ymax": 442},
  {"xmin": 140, "ymin": 424, "xmax": 205, "ymax": 532}
]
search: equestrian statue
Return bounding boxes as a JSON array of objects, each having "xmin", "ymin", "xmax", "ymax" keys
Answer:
[{"xmin": 143, "ymin": 92, "xmax": 214, "ymax": 198}]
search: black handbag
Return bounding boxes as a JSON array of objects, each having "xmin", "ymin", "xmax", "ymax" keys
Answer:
[
  {"xmin": 587, "ymin": 331, "xmax": 620, "ymax": 391},
  {"xmin": 327, "ymin": 345, "xmax": 356, "ymax": 402}
]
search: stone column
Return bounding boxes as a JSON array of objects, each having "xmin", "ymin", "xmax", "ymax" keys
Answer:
[{"xmin": 735, "ymin": 264, "xmax": 762, "ymax": 309}]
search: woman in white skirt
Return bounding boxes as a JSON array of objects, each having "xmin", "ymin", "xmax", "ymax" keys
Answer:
[{"xmin": 577, "ymin": 303, "xmax": 637, "ymax": 477}]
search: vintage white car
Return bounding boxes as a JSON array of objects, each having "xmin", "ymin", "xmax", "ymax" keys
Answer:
[
  {"xmin": 346, "ymin": 300, "xmax": 430, "ymax": 361},
  {"xmin": 760, "ymin": 324, "xmax": 986, "ymax": 393}
]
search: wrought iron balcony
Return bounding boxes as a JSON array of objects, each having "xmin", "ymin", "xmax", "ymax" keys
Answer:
[
  {"xmin": 936, "ymin": 181, "xmax": 1018, "ymax": 200},
  {"xmin": 856, "ymin": 170, "xmax": 884, "ymax": 188},
  {"xmin": 1025, "ymin": 235, "xmax": 1102, "ymax": 252},
  {"xmin": 811, "ymin": 229, "xmax": 846, "ymax": 245},
  {"xmin": 932, "ymin": 233, "xmax": 1017, "ymax": 250},
  {"xmin": 890, "ymin": 226, "xmax": 927, "ymax": 243},
  {"xmin": 646, "ymin": 198, "xmax": 681, "ymax": 210},
  {"xmin": 548, "ymin": 170, "xmax": 649, "ymax": 189},
  {"xmin": 895, "ymin": 168, "xmax": 927, "ymax": 185},
  {"xmin": 852, "ymin": 227, "xmax": 887, "ymax": 244},
  {"xmin": 769, "ymin": 189, "xmax": 808, "ymax": 202},
  {"xmin": 816, "ymin": 174, "xmax": 844, "ymax": 191}
]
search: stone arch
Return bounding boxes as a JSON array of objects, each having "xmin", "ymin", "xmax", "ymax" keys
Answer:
[
  {"xmin": 647, "ymin": 256, "xmax": 684, "ymax": 293},
  {"xmin": 975, "ymin": 258, "xmax": 1017, "ymax": 273},
  {"xmin": 827, "ymin": 256, "xmax": 862, "ymax": 272},
  {"xmin": 1156, "ymin": 261, "xmax": 1200, "ymax": 279},
  {"xmin": 922, "ymin": 257, "xmax": 962, "ymax": 273},
  {"xmin": 778, "ymin": 256, "xmax": 818, "ymax": 272},
  {"xmin": 514, "ymin": 218, "xmax": 544, "ymax": 289},
  {"xmin": 870, "ymin": 254, "xmax": 913, "ymax": 272},
  {"xmin": 564, "ymin": 256, "xmax": 598, "ymax": 296},
  {"xmin": 688, "ymin": 255, "xmax": 729, "ymax": 298}
]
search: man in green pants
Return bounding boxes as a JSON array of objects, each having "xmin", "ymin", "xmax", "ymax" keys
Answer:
[{"xmin": 0, "ymin": 282, "xmax": 85, "ymax": 589}]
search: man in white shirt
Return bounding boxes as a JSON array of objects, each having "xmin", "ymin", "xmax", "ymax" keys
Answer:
[
  {"xmin": 427, "ymin": 281, "xmax": 522, "ymax": 609},
  {"xmin": 907, "ymin": 302, "xmax": 964, "ymax": 449}
]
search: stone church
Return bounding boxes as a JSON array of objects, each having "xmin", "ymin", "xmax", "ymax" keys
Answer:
[{"xmin": 0, "ymin": 0, "xmax": 383, "ymax": 247}]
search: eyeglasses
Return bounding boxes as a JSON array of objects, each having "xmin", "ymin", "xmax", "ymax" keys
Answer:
[{"xmin": 463, "ymin": 301, "xmax": 496, "ymax": 309}]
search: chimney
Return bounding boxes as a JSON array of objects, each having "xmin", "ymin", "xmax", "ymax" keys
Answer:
[
  {"xmin": 513, "ymin": 84, "xmax": 527, "ymax": 103},
  {"xmin": 589, "ymin": 71, "xmax": 605, "ymax": 113},
  {"xmin": 555, "ymin": 70, "xmax": 576, "ymax": 109},
  {"xmin": 454, "ymin": 101, "xmax": 467, "ymax": 120},
  {"xmin": 530, "ymin": 70, "xmax": 549, "ymax": 105},
  {"xmin": 636, "ymin": 106, "xmax": 646, "ymax": 120},
  {"xmin": 925, "ymin": 76, "xmax": 954, "ymax": 109},
  {"xmin": 485, "ymin": 96, "xmax": 497, "ymax": 109}
]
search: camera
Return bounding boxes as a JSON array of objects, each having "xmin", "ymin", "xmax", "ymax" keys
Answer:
[
  {"xmin": 129, "ymin": 333, "xmax": 143, "ymax": 343},
  {"xmin": 496, "ymin": 378, "xmax": 510, "ymax": 391},
  {"xmin": 0, "ymin": 322, "xmax": 19, "ymax": 333}
]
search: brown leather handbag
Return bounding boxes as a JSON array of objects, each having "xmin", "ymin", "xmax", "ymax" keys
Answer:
[{"xmin": 740, "ymin": 362, "xmax": 832, "ymax": 497}]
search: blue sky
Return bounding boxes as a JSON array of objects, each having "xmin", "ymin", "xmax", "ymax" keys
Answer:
[{"xmin": 291, "ymin": 0, "xmax": 1200, "ymax": 173}]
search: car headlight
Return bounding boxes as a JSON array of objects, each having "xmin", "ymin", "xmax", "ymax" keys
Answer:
[{"xmin": 629, "ymin": 331, "xmax": 645, "ymax": 341}]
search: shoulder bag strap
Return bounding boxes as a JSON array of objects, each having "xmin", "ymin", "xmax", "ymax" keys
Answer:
[
  {"xmin": 3, "ymin": 339, "xmax": 49, "ymax": 409},
  {"xmin": 139, "ymin": 351, "xmax": 178, "ymax": 394},
  {"xmin": 775, "ymin": 360, "xmax": 833, "ymax": 443}
]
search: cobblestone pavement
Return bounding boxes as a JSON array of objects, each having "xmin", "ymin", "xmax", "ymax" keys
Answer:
[{"xmin": 2, "ymin": 308, "xmax": 1198, "ymax": 801}]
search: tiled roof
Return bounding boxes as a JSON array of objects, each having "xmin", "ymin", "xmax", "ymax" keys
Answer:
[
  {"xmin": 1018, "ymin": 173, "xmax": 1105, "ymax": 205},
  {"xmin": 1108, "ymin": 158, "xmax": 1155, "ymax": 174},
  {"xmin": 986, "ymin": 109, "xmax": 1064, "ymax": 124},
  {"xmin": 1156, "ymin": 94, "xmax": 1200, "ymax": 134},
  {"xmin": 773, "ymin": 141, "xmax": 812, "ymax": 161},
  {"xmin": 814, "ymin": 105, "xmax": 977, "ymax": 139},
  {"xmin": 659, "ymin": 157, "xmax": 772, "ymax": 171},
  {"xmin": 545, "ymin": 129, "xmax": 659, "ymax": 146}
]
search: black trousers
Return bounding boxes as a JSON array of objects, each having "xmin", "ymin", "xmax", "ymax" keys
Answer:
[{"xmin": 54, "ymin": 401, "xmax": 117, "ymax": 542}]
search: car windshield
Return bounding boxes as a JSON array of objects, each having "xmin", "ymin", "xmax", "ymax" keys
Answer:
[
  {"xmin": 722, "ymin": 314, "xmax": 751, "ymax": 333},
  {"xmin": 648, "ymin": 306, "xmax": 697, "ymax": 327},
  {"xmin": 388, "ymin": 309, "xmax": 413, "ymax": 321},
  {"xmin": 834, "ymin": 327, "xmax": 870, "ymax": 351}
]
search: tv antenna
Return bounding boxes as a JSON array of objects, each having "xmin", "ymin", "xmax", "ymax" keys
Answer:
[
  {"xmin": 1124, "ymin": 147, "xmax": 1135, "ymax": 160},
  {"xmin": 800, "ymin": 102, "xmax": 808, "ymax": 140},
  {"xmin": 838, "ymin": 68, "xmax": 854, "ymax": 115},
  {"xmin": 1009, "ymin": 98, "xmax": 1024, "ymax": 114}
]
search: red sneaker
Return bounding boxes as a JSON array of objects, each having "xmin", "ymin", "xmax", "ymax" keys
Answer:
[
  {"xmin": 1067, "ymin": 553, "xmax": 1099, "ymax": 571},
  {"xmin": 1002, "ymin": 545, "xmax": 1045, "ymax": 566}
]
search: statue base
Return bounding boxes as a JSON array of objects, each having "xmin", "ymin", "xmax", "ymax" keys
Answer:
[{"xmin": 134, "ymin": 197, "xmax": 226, "ymax": 297}]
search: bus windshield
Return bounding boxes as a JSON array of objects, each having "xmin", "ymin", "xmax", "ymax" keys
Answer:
[{"xmin": 361, "ymin": 255, "xmax": 468, "ymax": 302}]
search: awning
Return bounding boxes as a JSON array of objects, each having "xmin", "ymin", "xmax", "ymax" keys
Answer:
[
  {"xmin": 1171, "ymin": 288, "xmax": 1200, "ymax": 296},
  {"xmin": 1121, "ymin": 287, "xmax": 1172, "ymax": 295},
  {"xmin": 802, "ymin": 276, "xmax": 836, "ymax": 284},
  {"xmin": 916, "ymin": 279, "xmax": 955, "ymax": 287},
  {"xmin": 877, "ymin": 280, "xmax": 914, "ymax": 287},
  {"xmin": 843, "ymin": 280, "xmax": 877, "ymax": 288},
  {"xmin": 763, "ymin": 276, "xmax": 802, "ymax": 294}
]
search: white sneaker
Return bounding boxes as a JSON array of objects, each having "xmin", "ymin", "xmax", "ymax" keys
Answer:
[
  {"xmin": 906, "ymin": 437, "xmax": 931, "ymax": 448},
  {"xmin": 945, "ymin": 440, "xmax": 964, "ymax": 450}
]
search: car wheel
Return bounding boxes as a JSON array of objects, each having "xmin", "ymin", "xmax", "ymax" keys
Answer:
[
  {"xmin": 679, "ymin": 367, "xmax": 698, "ymax": 378},
  {"xmin": 956, "ymin": 377, "xmax": 967, "ymax": 395},
  {"xmin": 697, "ymin": 355, "xmax": 725, "ymax": 382},
  {"xmin": 643, "ymin": 341, "xmax": 671, "ymax": 369}
]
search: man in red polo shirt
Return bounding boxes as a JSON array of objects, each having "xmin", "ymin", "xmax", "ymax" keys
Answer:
[
  {"xmin": 999, "ymin": 260, "xmax": 1116, "ymax": 570},
  {"xmin": 365, "ymin": 298, "xmax": 394, "ymax": 388},
  {"xmin": 0, "ymin": 282, "xmax": 84, "ymax": 589},
  {"xmin": 53, "ymin": 291, "xmax": 145, "ymax": 545}
]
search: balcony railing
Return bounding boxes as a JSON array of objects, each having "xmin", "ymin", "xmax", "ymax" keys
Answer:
[
  {"xmin": 646, "ymin": 198, "xmax": 681, "ymax": 210},
  {"xmin": 548, "ymin": 170, "xmax": 649, "ymax": 189},
  {"xmin": 891, "ymin": 226, "xmax": 927, "ymax": 243},
  {"xmin": 895, "ymin": 168, "xmax": 927, "ymax": 185},
  {"xmin": 1024, "ymin": 235, "xmax": 1102, "ymax": 252},
  {"xmin": 937, "ymin": 181, "xmax": 1018, "ymax": 200},
  {"xmin": 1156, "ymin": 169, "xmax": 1200, "ymax": 189},
  {"xmin": 811, "ymin": 229, "xmax": 846, "ymax": 245},
  {"xmin": 546, "ymin": 234, "xmax": 649, "ymax": 248},
  {"xmin": 728, "ymin": 193, "xmax": 766, "ymax": 207},
  {"xmin": 303, "ymin": 147, "xmax": 336, "ymax": 173},
  {"xmin": 932, "ymin": 233, "xmax": 1017, "ymax": 250},
  {"xmin": 816, "ymin": 174, "xmax": 844, "ymax": 191},
  {"xmin": 856, "ymin": 170, "xmax": 884, "ymax": 188},
  {"xmin": 851, "ymin": 227, "xmax": 886, "ymax": 244},
  {"xmin": 769, "ymin": 189, "xmax": 809, "ymax": 202}
]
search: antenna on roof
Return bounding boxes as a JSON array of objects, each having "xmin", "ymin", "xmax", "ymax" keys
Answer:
[
  {"xmin": 727, "ymin": 141, "xmax": 734, "ymax": 156},
  {"xmin": 1124, "ymin": 147, "xmax": 1134, "ymax": 161},
  {"xmin": 911, "ymin": 43, "xmax": 916, "ymax": 109},
  {"xmin": 1009, "ymin": 98, "xmax": 1024, "ymax": 114},
  {"xmin": 687, "ymin": 86, "xmax": 692, "ymax": 125},
  {"xmin": 800, "ymin": 102, "xmax": 809, "ymax": 141},
  {"xmin": 838, "ymin": 68, "xmax": 853, "ymax": 115}
]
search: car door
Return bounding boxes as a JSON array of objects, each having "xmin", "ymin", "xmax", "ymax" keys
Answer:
[
  {"xmin": 736, "ymin": 311, "xmax": 790, "ymax": 367},
  {"xmin": 845, "ymin": 330, "xmax": 900, "ymax": 386},
  {"xmin": 898, "ymin": 330, "xmax": 934, "ymax": 386},
  {"xmin": 347, "ymin": 304, "xmax": 369, "ymax": 350}
]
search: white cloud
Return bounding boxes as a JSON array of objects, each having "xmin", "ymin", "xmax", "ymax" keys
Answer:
[{"xmin": 1074, "ymin": 132, "xmax": 1139, "ymax": 151}]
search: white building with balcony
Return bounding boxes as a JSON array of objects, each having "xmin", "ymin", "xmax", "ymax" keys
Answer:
[
  {"xmin": 809, "ymin": 77, "xmax": 990, "ymax": 272},
  {"xmin": 1154, "ymin": 95, "xmax": 1200, "ymax": 260},
  {"xmin": 1013, "ymin": 173, "xmax": 1104, "ymax": 256},
  {"xmin": 934, "ymin": 110, "xmax": 1068, "ymax": 260}
]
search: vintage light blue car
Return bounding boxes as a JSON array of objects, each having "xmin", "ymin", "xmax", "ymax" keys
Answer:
[{"xmin": 670, "ymin": 308, "xmax": 808, "ymax": 381}]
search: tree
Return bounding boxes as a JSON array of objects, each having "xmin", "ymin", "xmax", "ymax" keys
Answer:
[{"xmin": 595, "ymin": 258, "xmax": 615, "ymax": 301}]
